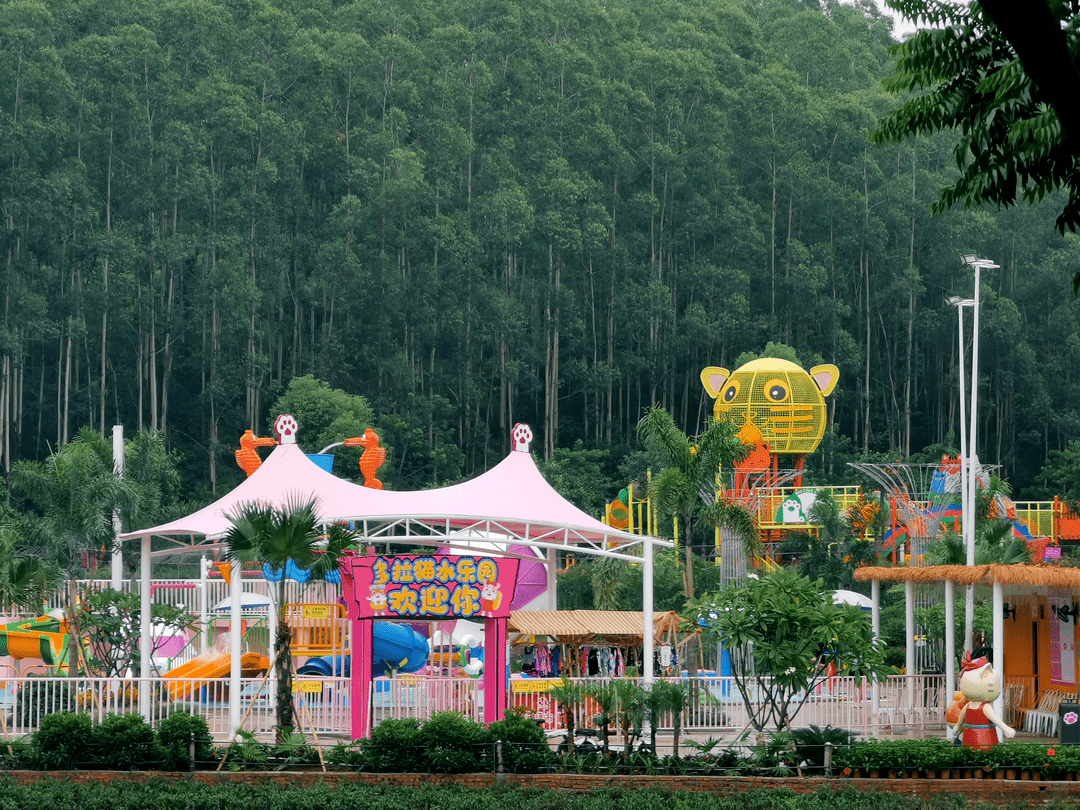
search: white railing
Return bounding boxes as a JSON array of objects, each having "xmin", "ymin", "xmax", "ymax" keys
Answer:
[
  {"xmin": 0, "ymin": 675, "xmax": 351, "ymax": 742},
  {"xmin": 0, "ymin": 673, "xmax": 947, "ymax": 743},
  {"xmin": 42, "ymin": 578, "xmax": 343, "ymax": 617},
  {"xmin": 509, "ymin": 674, "xmax": 948, "ymax": 736}
]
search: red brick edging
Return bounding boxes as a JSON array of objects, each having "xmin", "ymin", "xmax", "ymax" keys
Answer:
[{"xmin": 3, "ymin": 770, "xmax": 1080, "ymax": 805}]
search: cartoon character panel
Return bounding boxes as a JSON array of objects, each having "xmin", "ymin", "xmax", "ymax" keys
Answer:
[{"xmin": 345, "ymin": 555, "xmax": 520, "ymax": 620}]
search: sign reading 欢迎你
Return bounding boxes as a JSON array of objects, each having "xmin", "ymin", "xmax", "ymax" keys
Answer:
[{"xmin": 345, "ymin": 555, "xmax": 520, "ymax": 620}]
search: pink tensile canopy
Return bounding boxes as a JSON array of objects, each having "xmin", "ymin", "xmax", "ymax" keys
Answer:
[{"xmin": 120, "ymin": 441, "xmax": 656, "ymax": 556}]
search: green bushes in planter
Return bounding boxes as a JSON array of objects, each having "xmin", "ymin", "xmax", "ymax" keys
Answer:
[
  {"xmin": 791, "ymin": 725, "xmax": 858, "ymax": 772},
  {"xmin": 834, "ymin": 738, "xmax": 1080, "ymax": 777},
  {"xmin": 156, "ymin": 711, "xmax": 214, "ymax": 770},
  {"xmin": 93, "ymin": 713, "xmax": 159, "ymax": 769},
  {"xmin": 419, "ymin": 711, "xmax": 494, "ymax": 773},
  {"xmin": 487, "ymin": 710, "xmax": 558, "ymax": 773},
  {"xmin": 362, "ymin": 717, "xmax": 424, "ymax": 772},
  {"xmin": 32, "ymin": 711, "xmax": 95, "ymax": 770}
]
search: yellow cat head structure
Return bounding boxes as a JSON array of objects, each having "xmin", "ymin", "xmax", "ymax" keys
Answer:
[{"xmin": 700, "ymin": 358, "xmax": 839, "ymax": 455}]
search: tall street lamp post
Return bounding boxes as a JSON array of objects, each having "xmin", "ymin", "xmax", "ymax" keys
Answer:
[
  {"xmin": 946, "ymin": 295, "xmax": 974, "ymax": 652},
  {"xmin": 958, "ymin": 254, "xmax": 998, "ymax": 652}
]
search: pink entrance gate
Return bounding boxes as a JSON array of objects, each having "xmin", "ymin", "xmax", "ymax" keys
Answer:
[{"xmin": 343, "ymin": 553, "xmax": 520, "ymax": 739}]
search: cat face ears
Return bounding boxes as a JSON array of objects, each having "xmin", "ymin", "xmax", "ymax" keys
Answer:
[
  {"xmin": 700, "ymin": 367, "xmax": 730, "ymax": 399},
  {"xmin": 700, "ymin": 363, "xmax": 839, "ymax": 398},
  {"xmin": 809, "ymin": 364, "xmax": 839, "ymax": 397}
]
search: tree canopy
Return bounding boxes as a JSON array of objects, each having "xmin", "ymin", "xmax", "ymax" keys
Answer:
[
  {"xmin": 0, "ymin": 0, "xmax": 1078, "ymax": 502},
  {"xmin": 877, "ymin": 1, "xmax": 1080, "ymax": 285}
]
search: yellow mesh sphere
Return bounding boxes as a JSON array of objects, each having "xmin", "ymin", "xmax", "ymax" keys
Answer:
[{"xmin": 700, "ymin": 358, "xmax": 838, "ymax": 456}]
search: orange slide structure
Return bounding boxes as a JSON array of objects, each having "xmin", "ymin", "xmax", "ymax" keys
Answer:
[
  {"xmin": 0, "ymin": 617, "xmax": 70, "ymax": 667},
  {"xmin": 163, "ymin": 651, "xmax": 270, "ymax": 700}
]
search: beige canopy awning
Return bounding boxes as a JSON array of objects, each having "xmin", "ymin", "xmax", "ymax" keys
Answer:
[
  {"xmin": 854, "ymin": 563, "xmax": 1080, "ymax": 591},
  {"xmin": 508, "ymin": 609, "xmax": 683, "ymax": 646}
]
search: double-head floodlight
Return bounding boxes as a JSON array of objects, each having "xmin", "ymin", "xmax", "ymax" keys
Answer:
[{"xmin": 961, "ymin": 254, "xmax": 1000, "ymax": 270}]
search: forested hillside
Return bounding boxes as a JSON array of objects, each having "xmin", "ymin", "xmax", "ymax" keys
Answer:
[{"xmin": 1, "ymin": 0, "xmax": 1077, "ymax": 498}]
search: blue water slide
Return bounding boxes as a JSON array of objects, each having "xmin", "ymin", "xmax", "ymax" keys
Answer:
[{"xmin": 295, "ymin": 623, "xmax": 429, "ymax": 679}]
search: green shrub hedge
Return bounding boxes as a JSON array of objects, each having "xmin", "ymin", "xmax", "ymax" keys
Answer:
[{"xmin": 0, "ymin": 781, "xmax": 986, "ymax": 810}]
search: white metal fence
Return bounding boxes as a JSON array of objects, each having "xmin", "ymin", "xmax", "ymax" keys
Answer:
[{"xmin": 0, "ymin": 673, "xmax": 946, "ymax": 743}]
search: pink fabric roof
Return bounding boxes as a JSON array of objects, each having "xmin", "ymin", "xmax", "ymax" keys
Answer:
[
  {"xmin": 120, "ymin": 443, "xmax": 381, "ymax": 541},
  {"xmin": 121, "ymin": 443, "xmax": 644, "ymax": 549}
]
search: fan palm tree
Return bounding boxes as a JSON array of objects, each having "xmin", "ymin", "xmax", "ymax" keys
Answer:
[
  {"xmin": 0, "ymin": 528, "xmax": 62, "ymax": 616},
  {"xmin": 223, "ymin": 496, "xmax": 357, "ymax": 740},
  {"xmin": 636, "ymin": 407, "xmax": 759, "ymax": 602},
  {"xmin": 549, "ymin": 678, "xmax": 584, "ymax": 754}
]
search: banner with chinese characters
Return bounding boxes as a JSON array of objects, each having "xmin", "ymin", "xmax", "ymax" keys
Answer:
[{"xmin": 346, "ymin": 555, "xmax": 520, "ymax": 619}]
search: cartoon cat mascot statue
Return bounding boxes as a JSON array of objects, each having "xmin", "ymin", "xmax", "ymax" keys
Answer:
[{"xmin": 952, "ymin": 650, "xmax": 1016, "ymax": 750}]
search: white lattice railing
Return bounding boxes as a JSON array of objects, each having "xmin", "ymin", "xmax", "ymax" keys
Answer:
[{"xmin": 0, "ymin": 673, "xmax": 947, "ymax": 743}]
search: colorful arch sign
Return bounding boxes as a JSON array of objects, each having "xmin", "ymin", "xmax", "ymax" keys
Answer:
[
  {"xmin": 347, "ymin": 554, "xmax": 519, "ymax": 620},
  {"xmin": 343, "ymin": 554, "xmax": 520, "ymax": 739}
]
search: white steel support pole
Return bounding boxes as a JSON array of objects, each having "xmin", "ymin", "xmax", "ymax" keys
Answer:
[
  {"xmin": 643, "ymin": 533, "xmax": 654, "ymax": 684},
  {"xmin": 992, "ymin": 581, "xmax": 1004, "ymax": 740},
  {"xmin": 945, "ymin": 579, "xmax": 956, "ymax": 740},
  {"xmin": 229, "ymin": 563, "xmax": 243, "ymax": 734},
  {"xmin": 905, "ymin": 580, "xmax": 916, "ymax": 716},
  {"xmin": 139, "ymin": 534, "xmax": 152, "ymax": 721},
  {"xmin": 957, "ymin": 301, "xmax": 974, "ymax": 654},
  {"xmin": 111, "ymin": 426, "xmax": 124, "ymax": 589},
  {"xmin": 871, "ymin": 580, "xmax": 880, "ymax": 719},
  {"xmin": 546, "ymin": 548, "xmax": 558, "ymax": 610},
  {"xmin": 199, "ymin": 556, "xmax": 211, "ymax": 653},
  {"xmin": 967, "ymin": 263, "xmax": 982, "ymax": 653}
]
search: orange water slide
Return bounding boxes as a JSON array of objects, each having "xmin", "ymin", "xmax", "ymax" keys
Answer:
[
  {"xmin": 163, "ymin": 651, "xmax": 270, "ymax": 700},
  {"xmin": 0, "ymin": 617, "xmax": 69, "ymax": 666}
]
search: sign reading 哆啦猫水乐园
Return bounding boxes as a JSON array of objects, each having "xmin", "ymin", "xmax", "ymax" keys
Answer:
[{"xmin": 345, "ymin": 555, "xmax": 520, "ymax": 620}]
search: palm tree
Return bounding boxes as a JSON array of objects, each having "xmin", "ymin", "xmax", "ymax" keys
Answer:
[
  {"xmin": 7, "ymin": 428, "xmax": 141, "ymax": 675},
  {"xmin": 0, "ymin": 528, "xmax": 62, "ymax": 616},
  {"xmin": 223, "ymin": 497, "xmax": 357, "ymax": 740},
  {"xmin": 636, "ymin": 407, "xmax": 759, "ymax": 603},
  {"xmin": 550, "ymin": 678, "xmax": 584, "ymax": 754},
  {"xmin": 653, "ymin": 680, "xmax": 687, "ymax": 757},
  {"xmin": 779, "ymin": 490, "xmax": 878, "ymax": 588},
  {"xmin": 637, "ymin": 407, "xmax": 759, "ymax": 718}
]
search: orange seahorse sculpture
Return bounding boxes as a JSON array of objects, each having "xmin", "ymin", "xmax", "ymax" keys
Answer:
[
  {"xmin": 344, "ymin": 429, "xmax": 387, "ymax": 489},
  {"xmin": 235, "ymin": 430, "xmax": 277, "ymax": 477}
]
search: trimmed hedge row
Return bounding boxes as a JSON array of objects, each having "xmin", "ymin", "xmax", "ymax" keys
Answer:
[{"xmin": 0, "ymin": 781, "xmax": 979, "ymax": 810}]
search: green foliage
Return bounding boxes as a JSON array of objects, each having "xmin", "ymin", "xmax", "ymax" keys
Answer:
[
  {"xmin": 487, "ymin": 709, "xmax": 556, "ymax": 773},
  {"xmin": 33, "ymin": 711, "xmax": 94, "ymax": 770},
  {"xmin": 267, "ymin": 376, "xmax": 374, "ymax": 469},
  {"xmin": 877, "ymin": 0, "xmax": 1080, "ymax": 238},
  {"xmin": 363, "ymin": 718, "xmax": 424, "ymax": 772},
  {"xmin": 222, "ymin": 729, "xmax": 270, "ymax": 771},
  {"xmin": 156, "ymin": 711, "xmax": 214, "ymax": 771},
  {"xmin": 685, "ymin": 568, "xmax": 890, "ymax": 734},
  {"xmin": 80, "ymin": 588, "xmax": 195, "ymax": 678},
  {"xmin": 92, "ymin": 713, "xmax": 158, "ymax": 770},
  {"xmin": 536, "ymin": 442, "xmax": 617, "ymax": 516},
  {"xmin": 419, "ymin": 711, "xmax": 493, "ymax": 773},
  {"xmin": 790, "ymin": 725, "xmax": 858, "ymax": 771}
]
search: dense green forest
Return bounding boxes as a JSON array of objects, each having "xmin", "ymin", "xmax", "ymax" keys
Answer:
[{"xmin": 2, "ymin": 0, "xmax": 1078, "ymax": 501}]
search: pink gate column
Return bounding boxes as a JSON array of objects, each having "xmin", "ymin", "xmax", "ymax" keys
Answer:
[{"xmin": 484, "ymin": 617, "xmax": 508, "ymax": 725}]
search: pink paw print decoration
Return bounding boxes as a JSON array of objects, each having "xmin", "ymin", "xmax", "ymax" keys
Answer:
[
  {"xmin": 274, "ymin": 414, "xmax": 299, "ymax": 445},
  {"xmin": 512, "ymin": 423, "xmax": 533, "ymax": 452}
]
